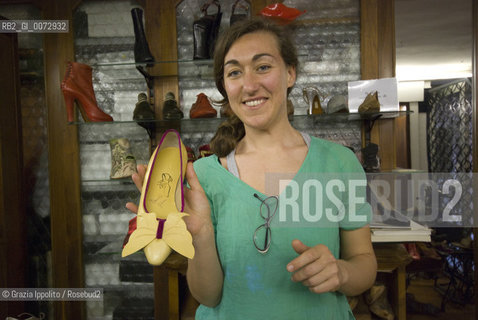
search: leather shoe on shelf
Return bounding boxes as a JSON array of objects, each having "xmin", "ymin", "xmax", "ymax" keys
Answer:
[
  {"xmin": 162, "ymin": 92, "xmax": 184, "ymax": 120},
  {"xmin": 122, "ymin": 129, "xmax": 194, "ymax": 266},
  {"xmin": 109, "ymin": 138, "xmax": 137, "ymax": 179},
  {"xmin": 326, "ymin": 95, "xmax": 349, "ymax": 114},
  {"xmin": 358, "ymin": 91, "xmax": 380, "ymax": 113},
  {"xmin": 230, "ymin": 0, "xmax": 250, "ymax": 26},
  {"xmin": 303, "ymin": 86, "xmax": 324, "ymax": 115},
  {"xmin": 259, "ymin": 3, "xmax": 305, "ymax": 25},
  {"xmin": 61, "ymin": 61, "xmax": 113, "ymax": 122},
  {"xmin": 131, "ymin": 8, "xmax": 155, "ymax": 65},
  {"xmin": 190, "ymin": 93, "xmax": 217, "ymax": 118},
  {"xmin": 134, "ymin": 92, "xmax": 155, "ymax": 121},
  {"xmin": 133, "ymin": 92, "xmax": 155, "ymax": 134},
  {"xmin": 193, "ymin": 0, "xmax": 222, "ymax": 59}
]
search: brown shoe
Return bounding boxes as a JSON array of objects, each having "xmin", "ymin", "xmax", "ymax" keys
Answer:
[
  {"xmin": 358, "ymin": 91, "xmax": 380, "ymax": 113},
  {"xmin": 190, "ymin": 93, "xmax": 217, "ymax": 118}
]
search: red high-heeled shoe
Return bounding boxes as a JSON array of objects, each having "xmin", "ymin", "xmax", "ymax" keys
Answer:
[
  {"xmin": 68, "ymin": 62, "xmax": 96, "ymax": 102},
  {"xmin": 61, "ymin": 61, "xmax": 113, "ymax": 122}
]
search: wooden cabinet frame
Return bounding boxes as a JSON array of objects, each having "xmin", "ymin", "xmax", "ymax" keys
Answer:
[{"xmin": 0, "ymin": 22, "xmax": 27, "ymax": 319}]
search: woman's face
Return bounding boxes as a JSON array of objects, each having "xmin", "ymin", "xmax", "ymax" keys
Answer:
[{"xmin": 223, "ymin": 31, "xmax": 296, "ymax": 130}]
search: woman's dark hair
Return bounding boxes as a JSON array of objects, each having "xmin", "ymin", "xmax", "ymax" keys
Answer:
[{"xmin": 209, "ymin": 17, "xmax": 298, "ymax": 157}]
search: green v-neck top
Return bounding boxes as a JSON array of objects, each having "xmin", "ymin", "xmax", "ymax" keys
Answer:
[{"xmin": 193, "ymin": 135, "xmax": 371, "ymax": 320}]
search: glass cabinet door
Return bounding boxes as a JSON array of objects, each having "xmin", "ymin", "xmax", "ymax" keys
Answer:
[{"xmin": 73, "ymin": 1, "xmax": 154, "ymax": 319}]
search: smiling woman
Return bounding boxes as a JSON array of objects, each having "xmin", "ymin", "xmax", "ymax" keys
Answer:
[
  {"xmin": 221, "ymin": 31, "xmax": 296, "ymax": 134},
  {"xmin": 181, "ymin": 17, "xmax": 377, "ymax": 320},
  {"xmin": 211, "ymin": 19, "xmax": 298, "ymax": 157}
]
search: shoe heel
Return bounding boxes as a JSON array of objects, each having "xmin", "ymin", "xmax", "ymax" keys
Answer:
[
  {"xmin": 62, "ymin": 90, "xmax": 91, "ymax": 122},
  {"xmin": 76, "ymin": 100, "xmax": 91, "ymax": 123}
]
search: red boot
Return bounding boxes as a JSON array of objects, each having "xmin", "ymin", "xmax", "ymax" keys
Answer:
[{"xmin": 61, "ymin": 61, "xmax": 113, "ymax": 122}]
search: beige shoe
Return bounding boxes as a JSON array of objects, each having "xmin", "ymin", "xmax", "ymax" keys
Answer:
[
  {"xmin": 109, "ymin": 138, "xmax": 137, "ymax": 179},
  {"xmin": 358, "ymin": 91, "xmax": 380, "ymax": 113}
]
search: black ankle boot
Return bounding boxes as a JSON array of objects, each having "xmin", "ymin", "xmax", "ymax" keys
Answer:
[{"xmin": 131, "ymin": 8, "xmax": 154, "ymax": 65}]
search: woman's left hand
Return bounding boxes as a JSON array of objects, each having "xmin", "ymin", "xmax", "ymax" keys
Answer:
[{"xmin": 287, "ymin": 239, "xmax": 347, "ymax": 294}]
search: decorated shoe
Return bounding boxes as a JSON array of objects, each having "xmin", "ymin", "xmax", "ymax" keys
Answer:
[{"xmin": 122, "ymin": 129, "xmax": 194, "ymax": 265}]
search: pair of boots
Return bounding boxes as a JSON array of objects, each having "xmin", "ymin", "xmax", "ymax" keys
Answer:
[{"xmin": 61, "ymin": 61, "xmax": 113, "ymax": 122}]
